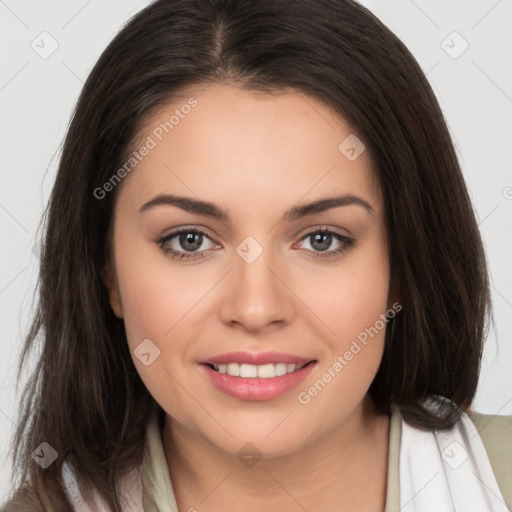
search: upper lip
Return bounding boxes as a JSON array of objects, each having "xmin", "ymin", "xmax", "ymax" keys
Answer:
[{"xmin": 202, "ymin": 351, "xmax": 315, "ymax": 366}]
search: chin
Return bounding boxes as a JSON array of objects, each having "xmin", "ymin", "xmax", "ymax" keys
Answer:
[{"xmin": 202, "ymin": 421, "xmax": 314, "ymax": 460}]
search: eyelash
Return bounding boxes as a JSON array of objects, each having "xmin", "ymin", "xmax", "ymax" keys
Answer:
[{"xmin": 155, "ymin": 227, "xmax": 355, "ymax": 261}]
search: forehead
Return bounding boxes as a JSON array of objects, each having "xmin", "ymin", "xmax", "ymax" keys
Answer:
[{"xmin": 115, "ymin": 83, "xmax": 381, "ymax": 218}]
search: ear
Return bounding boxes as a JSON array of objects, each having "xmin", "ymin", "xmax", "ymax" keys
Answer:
[{"xmin": 102, "ymin": 259, "xmax": 124, "ymax": 319}]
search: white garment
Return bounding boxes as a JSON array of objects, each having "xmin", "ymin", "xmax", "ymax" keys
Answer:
[
  {"xmin": 61, "ymin": 458, "xmax": 142, "ymax": 512},
  {"xmin": 399, "ymin": 404, "xmax": 509, "ymax": 512}
]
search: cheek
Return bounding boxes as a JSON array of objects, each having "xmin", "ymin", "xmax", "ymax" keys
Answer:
[
  {"xmin": 111, "ymin": 224, "xmax": 233, "ymax": 405},
  {"xmin": 294, "ymin": 237, "xmax": 390, "ymax": 401},
  {"xmin": 114, "ymin": 229, "xmax": 209, "ymax": 343},
  {"xmin": 114, "ymin": 251, "xmax": 206, "ymax": 427},
  {"xmin": 301, "ymin": 236, "xmax": 390, "ymax": 350}
]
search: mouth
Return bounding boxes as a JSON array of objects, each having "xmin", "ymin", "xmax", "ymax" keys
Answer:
[{"xmin": 200, "ymin": 354, "xmax": 317, "ymax": 401}]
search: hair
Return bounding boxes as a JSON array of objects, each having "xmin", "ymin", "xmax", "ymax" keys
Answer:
[{"xmin": 2, "ymin": 0, "xmax": 492, "ymax": 510}]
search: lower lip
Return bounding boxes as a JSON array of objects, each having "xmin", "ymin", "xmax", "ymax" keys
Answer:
[{"xmin": 200, "ymin": 362, "xmax": 316, "ymax": 401}]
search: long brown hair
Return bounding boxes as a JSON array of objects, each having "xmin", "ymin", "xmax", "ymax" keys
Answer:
[{"xmin": 2, "ymin": 0, "xmax": 491, "ymax": 510}]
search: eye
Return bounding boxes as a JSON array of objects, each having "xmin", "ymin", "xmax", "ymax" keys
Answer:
[
  {"xmin": 295, "ymin": 228, "xmax": 355, "ymax": 259},
  {"xmin": 156, "ymin": 227, "xmax": 219, "ymax": 261},
  {"xmin": 156, "ymin": 226, "xmax": 355, "ymax": 261}
]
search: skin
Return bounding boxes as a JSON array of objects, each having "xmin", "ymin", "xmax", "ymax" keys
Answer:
[{"xmin": 104, "ymin": 83, "xmax": 392, "ymax": 511}]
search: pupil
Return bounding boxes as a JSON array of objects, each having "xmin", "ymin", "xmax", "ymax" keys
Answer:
[
  {"xmin": 180, "ymin": 232, "xmax": 202, "ymax": 251},
  {"xmin": 312, "ymin": 233, "xmax": 331, "ymax": 251}
]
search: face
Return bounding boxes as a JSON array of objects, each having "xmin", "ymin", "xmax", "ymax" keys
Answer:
[{"xmin": 104, "ymin": 83, "xmax": 391, "ymax": 458}]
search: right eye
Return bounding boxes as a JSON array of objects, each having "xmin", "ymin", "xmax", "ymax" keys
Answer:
[{"xmin": 156, "ymin": 227, "xmax": 220, "ymax": 260}]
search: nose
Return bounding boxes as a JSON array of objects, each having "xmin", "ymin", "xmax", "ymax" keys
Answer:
[{"xmin": 218, "ymin": 241, "xmax": 294, "ymax": 334}]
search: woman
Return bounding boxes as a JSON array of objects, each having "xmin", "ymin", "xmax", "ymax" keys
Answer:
[{"xmin": 2, "ymin": 0, "xmax": 511, "ymax": 511}]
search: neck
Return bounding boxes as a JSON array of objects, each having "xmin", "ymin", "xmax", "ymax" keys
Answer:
[{"xmin": 162, "ymin": 396, "xmax": 390, "ymax": 512}]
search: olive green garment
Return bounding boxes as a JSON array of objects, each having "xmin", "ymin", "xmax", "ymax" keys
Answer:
[{"xmin": 142, "ymin": 405, "xmax": 512, "ymax": 511}]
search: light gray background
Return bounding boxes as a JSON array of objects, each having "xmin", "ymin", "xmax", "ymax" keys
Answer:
[{"xmin": 1, "ymin": 0, "xmax": 511, "ymax": 501}]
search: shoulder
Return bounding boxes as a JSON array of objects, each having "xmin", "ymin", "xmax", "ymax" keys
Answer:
[
  {"xmin": 468, "ymin": 409, "xmax": 512, "ymax": 454},
  {"xmin": 0, "ymin": 485, "xmax": 46, "ymax": 512},
  {"xmin": 467, "ymin": 409, "xmax": 512, "ymax": 509}
]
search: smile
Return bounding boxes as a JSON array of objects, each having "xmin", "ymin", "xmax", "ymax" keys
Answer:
[{"xmin": 200, "ymin": 357, "xmax": 317, "ymax": 401}]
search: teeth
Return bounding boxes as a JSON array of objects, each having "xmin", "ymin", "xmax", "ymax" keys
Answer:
[
  {"xmin": 227, "ymin": 363, "xmax": 239, "ymax": 376},
  {"xmin": 212, "ymin": 362, "xmax": 306, "ymax": 378},
  {"xmin": 258, "ymin": 363, "xmax": 276, "ymax": 378},
  {"xmin": 240, "ymin": 364, "xmax": 258, "ymax": 378},
  {"xmin": 275, "ymin": 363, "xmax": 287, "ymax": 376}
]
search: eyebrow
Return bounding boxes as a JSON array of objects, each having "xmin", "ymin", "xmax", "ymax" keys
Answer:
[{"xmin": 139, "ymin": 193, "xmax": 374, "ymax": 221}]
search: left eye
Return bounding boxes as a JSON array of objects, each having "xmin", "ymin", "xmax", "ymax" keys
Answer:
[{"xmin": 295, "ymin": 229, "xmax": 355, "ymax": 258}]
